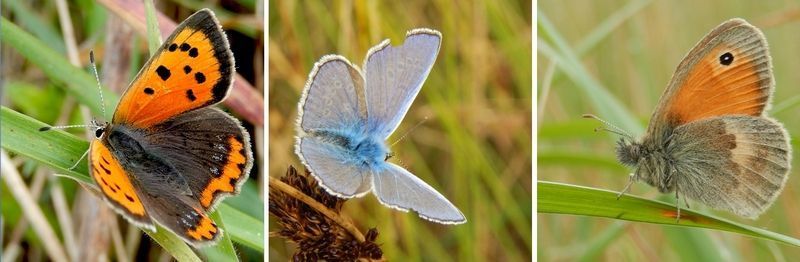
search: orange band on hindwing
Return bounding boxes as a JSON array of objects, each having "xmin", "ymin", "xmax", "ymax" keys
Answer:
[
  {"xmin": 200, "ymin": 135, "xmax": 248, "ymax": 208},
  {"xmin": 89, "ymin": 141, "xmax": 149, "ymax": 221},
  {"xmin": 185, "ymin": 208, "xmax": 219, "ymax": 241}
]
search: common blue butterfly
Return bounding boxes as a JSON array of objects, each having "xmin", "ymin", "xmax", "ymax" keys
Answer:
[{"xmin": 295, "ymin": 28, "xmax": 466, "ymax": 224}]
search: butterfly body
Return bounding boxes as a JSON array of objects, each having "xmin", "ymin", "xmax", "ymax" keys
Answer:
[
  {"xmin": 605, "ymin": 18, "xmax": 790, "ymax": 219},
  {"xmin": 82, "ymin": 9, "xmax": 253, "ymax": 246},
  {"xmin": 308, "ymin": 128, "xmax": 389, "ymax": 167},
  {"xmin": 295, "ymin": 29, "xmax": 466, "ymax": 224}
]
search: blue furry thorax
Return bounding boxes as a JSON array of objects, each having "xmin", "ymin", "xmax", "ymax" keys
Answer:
[{"xmin": 311, "ymin": 128, "xmax": 389, "ymax": 169}]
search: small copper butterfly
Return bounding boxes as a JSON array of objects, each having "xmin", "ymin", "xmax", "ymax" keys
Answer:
[
  {"xmin": 44, "ymin": 9, "xmax": 253, "ymax": 246},
  {"xmin": 586, "ymin": 18, "xmax": 791, "ymax": 220}
]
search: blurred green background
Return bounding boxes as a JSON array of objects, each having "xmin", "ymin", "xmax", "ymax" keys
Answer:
[
  {"xmin": 1, "ymin": 0, "xmax": 263, "ymax": 261},
  {"xmin": 539, "ymin": 0, "xmax": 800, "ymax": 260},
  {"xmin": 268, "ymin": 0, "xmax": 532, "ymax": 260}
]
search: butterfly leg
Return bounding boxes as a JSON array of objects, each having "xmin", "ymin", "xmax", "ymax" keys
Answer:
[
  {"xmin": 672, "ymin": 168, "xmax": 681, "ymax": 223},
  {"xmin": 675, "ymin": 183, "xmax": 681, "ymax": 223},
  {"xmin": 616, "ymin": 173, "xmax": 635, "ymax": 200},
  {"xmin": 69, "ymin": 148, "xmax": 90, "ymax": 170}
]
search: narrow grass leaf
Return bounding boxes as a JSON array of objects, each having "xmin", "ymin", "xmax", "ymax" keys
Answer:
[{"xmin": 538, "ymin": 181, "xmax": 800, "ymax": 247}]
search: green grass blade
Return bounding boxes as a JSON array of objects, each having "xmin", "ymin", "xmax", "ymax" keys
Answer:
[
  {"xmin": 1, "ymin": 107, "xmax": 91, "ymax": 183},
  {"xmin": 143, "ymin": 0, "xmax": 161, "ymax": 54},
  {"xmin": 1, "ymin": 17, "xmax": 117, "ymax": 117},
  {"xmin": 538, "ymin": 12, "xmax": 642, "ymax": 135},
  {"xmin": 146, "ymin": 225, "xmax": 203, "ymax": 262},
  {"xmin": 217, "ymin": 204, "xmax": 264, "ymax": 251},
  {"xmin": 574, "ymin": 0, "xmax": 652, "ymax": 55},
  {"xmin": 201, "ymin": 211, "xmax": 238, "ymax": 261},
  {"xmin": 2, "ymin": 0, "xmax": 66, "ymax": 53},
  {"xmin": 538, "ymin": 181, "xmax": 800, "ymax": 247}
]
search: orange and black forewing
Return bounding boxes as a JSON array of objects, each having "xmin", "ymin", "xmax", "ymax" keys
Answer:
[{"xmin": 112, "ymin": 9, "xmax": 234, "ymax": 129}]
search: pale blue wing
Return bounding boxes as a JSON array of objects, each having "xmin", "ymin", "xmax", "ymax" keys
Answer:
[
  {"xmin": 297, "ymin": 55, "xmax": 368, "ymax": 133},
  {"xmin": 363, "ymin": 29, "xmax": 441, "ymax": 139},
  {"xmin": 296, "ymin": 136, "xmax": 372, "ymax": 198},
  {"xmin": 372, "ymin": 163, "xmax": 466, "ymax": 224}
]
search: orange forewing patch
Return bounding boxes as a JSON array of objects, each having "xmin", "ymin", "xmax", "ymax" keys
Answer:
[
  {"xmin": 114, "ymin": 28, "xmax": 225, "ymax": 128},
  {"xmin": 200, "ymin": 135, "xmax": 247, "ymax": 208},
  {"xmin": 90, "ymin": 141, "xmax": 148, "ymax": 219},
  {"xmin": 666, "ymin": 46, "xmax": 769, "ymax": 125},
  {"xmin": 186, "ymin": 208, "xmax": 219, "ymax": 241}
]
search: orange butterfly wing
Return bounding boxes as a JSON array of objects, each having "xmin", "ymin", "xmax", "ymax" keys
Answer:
[
  {"xmin": 185, "ymin": 208, "xmax": 220, "ymax": 242},
  {"xmin": 647, "ymin": 19, "xmax": 772, "ymax": 133},
  {"xmin": 89, "ymin": 139, "xmax": 153, "ymax": 229},
  {"xmin": 112, "ymin": 9, "xmax": 234, "ymax": 128}
]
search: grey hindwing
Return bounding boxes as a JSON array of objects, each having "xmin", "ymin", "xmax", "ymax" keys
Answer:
[
  {"xmin": 665, "ymin": 115, "xmax": 790, "ymax": 218},
  {"xmin": 141, "ymin": 107, "xmax": 252, "ymax": 210}
]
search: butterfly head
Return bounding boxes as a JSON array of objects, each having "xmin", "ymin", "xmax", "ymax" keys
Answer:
[
  {"xmin": 615, "ymin": 138, "xmax": 645, "ymax": 167},
  {"xmin": 582, "ymin": 114, "xmax": 644, "ymax": 166},
  {"xmin": 91, "ymin": 119, "xmax": 110, "ymax": 140}
]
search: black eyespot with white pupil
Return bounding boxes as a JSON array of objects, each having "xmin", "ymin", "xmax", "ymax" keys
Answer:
[{"xmin": 719, "ymin": 52, "xmax": 734, "ymax": 66}]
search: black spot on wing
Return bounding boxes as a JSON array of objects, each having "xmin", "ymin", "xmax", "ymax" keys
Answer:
[
  {"xmin": 169, "ymin": 43, "xmax": 178, "ymax": 52},
  {"xmin": 189, "ymin": 47, "xmax": 199, "ymax": 58},
  {"xmin": 99, "ymin": 163, "xmax": 111, "ymax": 175},
  {"xmin": 194, "ymin": 72, "xmax": 206, "ymax": 84},
  {"xmin": 180, "ymin": 43, "xmax": 191, "ymax": 51},
  {"xmin": 144, "ymin": 87, "xmax": 155, "ymax": 95},
  {"xmin": 184, "ymin": 65, "xmax": 192, "ymax": 74},
  {"xmin": 156, "ymin": 65, "xmax": 171, "ymax": 81},
  {"xmin": 186, "ymin": 89, "xmax": 197, "ymax": 101}
]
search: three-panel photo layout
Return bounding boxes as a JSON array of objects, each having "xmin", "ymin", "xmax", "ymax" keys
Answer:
[{"xmin": 3, "ymin": 0, "xmax": 800, "ymax": 261}]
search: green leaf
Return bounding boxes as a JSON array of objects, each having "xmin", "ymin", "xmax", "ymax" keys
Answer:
[
  {"xmin": 145, "ymin": 225, "xmax": 203, "ymax": 262},
  {"xmin": 217, "ymin": 204, "xmax": 263, "ymax": 251},
  {"xmin": 538, "ymin": 12, "xmax": 642, "ymax": 136},
  {"xmin": 1, "ymin": 107, "xmax": 91, "ymax": 183},
  {"xmin": 537, "ymin": 181, "xmax": 800, "ymax": 247},
  {"xmin": 1, "ymin": 17, "xmax": 117, "ymax": 120},
  {"xmin": 143, "ymin": 0, "xmax": 161, "ymax": 54}
]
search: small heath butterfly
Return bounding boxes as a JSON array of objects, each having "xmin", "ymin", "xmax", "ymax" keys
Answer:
[{"xmin": 586, "ymin": 18, "xmax": 791, "ymax": 220}]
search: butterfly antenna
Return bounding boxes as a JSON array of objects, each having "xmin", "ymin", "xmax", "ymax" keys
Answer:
[
  {"xmin": 582, "ymin": 114, "xmax": 633, "ymax": 140},
  {"xmin": 39, "ymin": 124, "xmax": 94, "ymax": 132},
  {"xmin": 389, "ymin": 116, "xmax": 429, "ymax": 147},
  {"xmin": 89, "ymin": 50, "xmax": 107, "ymax": 120}
]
